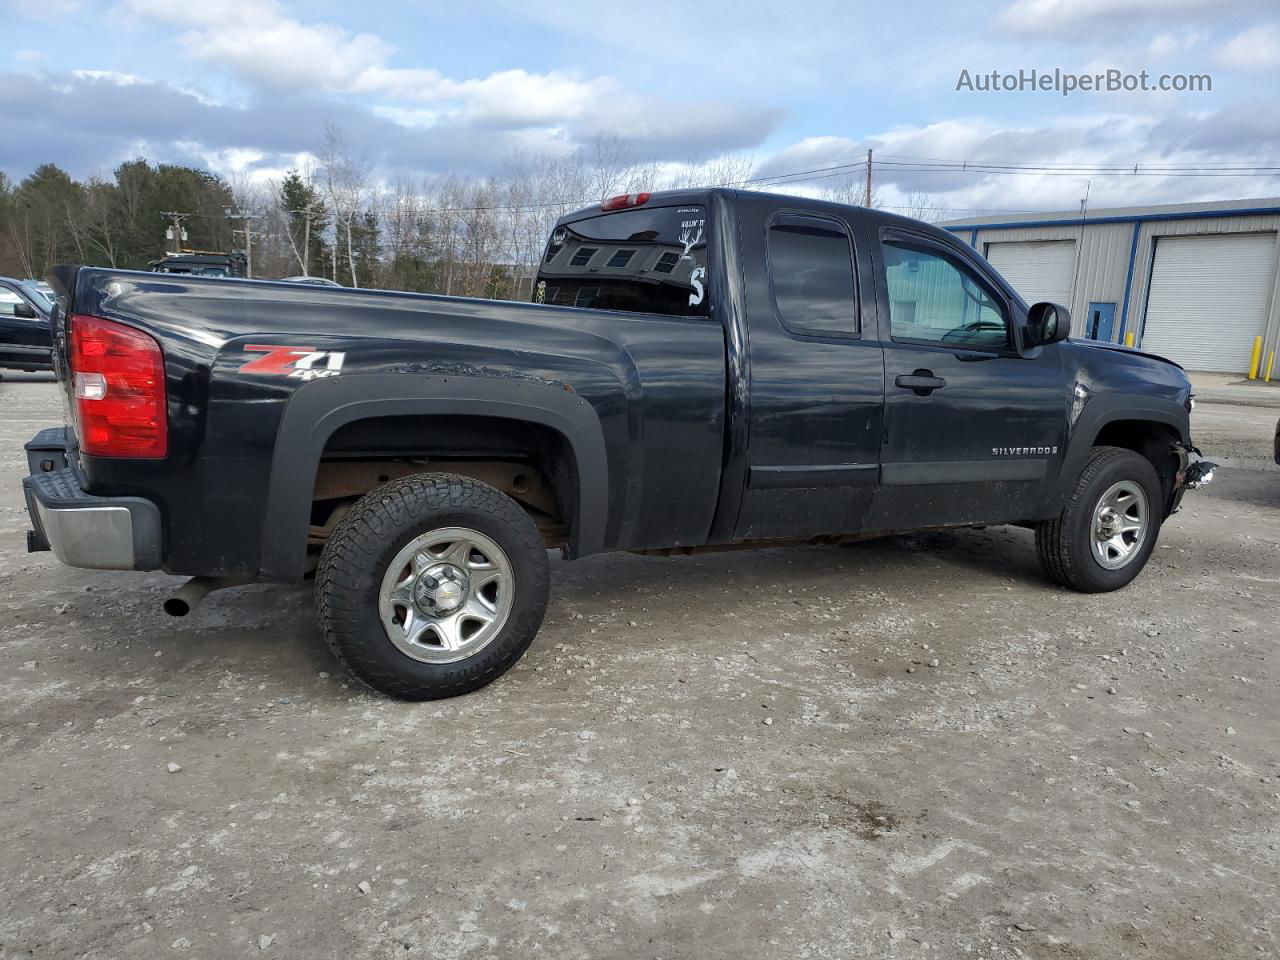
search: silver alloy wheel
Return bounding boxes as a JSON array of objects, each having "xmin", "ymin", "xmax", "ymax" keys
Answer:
[
  {"xmin": 378, "ymin": 526, "xmax": 515, "ymax": 664},
  {"xmin": 1090, "ymin": 480, "xmax": 1149, "ymax": 570}
]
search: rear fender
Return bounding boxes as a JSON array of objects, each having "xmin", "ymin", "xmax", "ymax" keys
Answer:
[{"xmin": 258, "ymin": 373, "xmax": 608, "ymax": 581}]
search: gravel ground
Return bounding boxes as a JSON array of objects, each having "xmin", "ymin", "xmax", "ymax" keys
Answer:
[{"xmin": 1, "ymin": 378, "xmax": 1277, "ymax": 960}]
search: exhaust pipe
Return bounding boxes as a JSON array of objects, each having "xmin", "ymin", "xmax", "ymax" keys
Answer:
[{"xmin": 163, "ymin": 576, "xmax": 255, "ymax": 617}]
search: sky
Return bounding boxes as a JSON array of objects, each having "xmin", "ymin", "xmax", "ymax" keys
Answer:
[{"xmin": 1, "ymin": 0, "xmax": 1278, "ymax": 216}]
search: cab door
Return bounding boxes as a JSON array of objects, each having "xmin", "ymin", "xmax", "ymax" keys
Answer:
[
  {"xmin": 864, "ymin": 226, "xmax": 1067, "ymax": 530},
  {"xmin": 0, "ymin": 285, "xmax": 53, "ymax": 369},
  {"xmin": 732, "ymin": 199, "xmax": 884, "ymax": 540}
]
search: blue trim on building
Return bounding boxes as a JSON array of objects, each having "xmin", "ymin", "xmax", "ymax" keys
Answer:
[
  {"xmin": 1117, "ymin": 221, "xmax": 1142, "ymax": 344},
  {"xmin": 943, "ymin": 204, "xmax": 1280, "ymax": 233},
  {"xmin": 952, "ymin": 202, "xmax": 1280, "ymax": 350}
]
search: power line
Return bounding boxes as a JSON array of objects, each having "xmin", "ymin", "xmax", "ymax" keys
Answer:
[{"xmin": 171, "ymin": 153, "xmax": 1280, "ymax": 219}]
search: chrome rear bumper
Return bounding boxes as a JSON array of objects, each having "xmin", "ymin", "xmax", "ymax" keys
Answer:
[{"xmin": 22, "ymin": 428, "xmax": 162, "ymax": 571}]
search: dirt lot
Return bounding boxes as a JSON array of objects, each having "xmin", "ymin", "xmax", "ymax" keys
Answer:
[{"xmin": 1, "ymin": 377, "xmax": 1277, "ymax": 960}]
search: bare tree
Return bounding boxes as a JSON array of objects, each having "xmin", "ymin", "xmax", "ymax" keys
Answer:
[
  {"xmin": 821, "ymin": 169, "xmax": 885, "ymax": 208},
  {"xmin": 582, "ymin": 133, "xmax": 632, "ymax": 201},
  {"xmin": 81, "ymin": 177, "xmax": 122, "ymax": 266},
  {"xmin": 893, "ymin": 190, "xmax": 952, "ymax": 223},
  {"xmin": 318, "ymin": 123, "xmax": 371, "ymax": 286},
  {"xmin": 666, "ymin": 152, "xmax": 757, "ymax": 190}
]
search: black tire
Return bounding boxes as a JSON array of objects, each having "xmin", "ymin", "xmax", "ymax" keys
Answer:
[
  {"xmin": 1036, "ymin": 446, "xmax": 1163, "ymax": 593},
  {"xmin": 315, "ymin": 473, "xmax": 550, "ymax": 700}
]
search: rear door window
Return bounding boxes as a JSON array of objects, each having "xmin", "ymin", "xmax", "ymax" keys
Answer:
[
  {"xmin": 767, "ymin": 215, "xmax": 859, "ymax": 337},
  {"xmin": 536, "ymin": 205, "xmax": 709, "ymax": 318}
]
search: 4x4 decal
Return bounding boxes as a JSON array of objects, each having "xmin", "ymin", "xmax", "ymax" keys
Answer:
[{"xmin": 240, "ymin": 345, "xmax": 345, "ymax": 380}]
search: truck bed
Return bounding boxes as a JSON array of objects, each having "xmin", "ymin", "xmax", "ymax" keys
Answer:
[{"xmin": 48, "ymin": 267, "xmax": 728, "ymax": 578}]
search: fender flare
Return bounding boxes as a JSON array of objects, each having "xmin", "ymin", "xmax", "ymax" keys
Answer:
[
  {"xmin": 1050, "ymin": 399, "xmax": 1189, "ymax": 506},
  {"xmin": 257, "ymin": 373, "xmax": 609, "ymax": 581}
]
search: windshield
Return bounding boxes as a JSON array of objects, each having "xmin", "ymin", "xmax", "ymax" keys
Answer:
[{"xmin": 535, "ymin": 204, "xmax": 709, "ymax": 318}]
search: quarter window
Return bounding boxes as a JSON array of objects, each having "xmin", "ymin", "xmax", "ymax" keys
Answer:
[
  {"xmin": 768, "ymin": 216, "xmax": 859, "ymax": 337},
  {"xmin": 569, "ymin": 247, "xmax": 598, "ymax": 267},
  {"xmin": 883, "ymin": 241, "xmax": 1009, "ymax": 349},
  {"xmin": 606, "ymin": 248, "xmax": 637, "ymax": 268}
]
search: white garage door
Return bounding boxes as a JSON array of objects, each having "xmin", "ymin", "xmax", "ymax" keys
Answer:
[
  {"xmin": 1141, "ymin": 234, "xmax": 1277, "ymax": 372},
  {"xmin": 984, "ymin": 240, "xmax": 1077, "ymax": 306}
]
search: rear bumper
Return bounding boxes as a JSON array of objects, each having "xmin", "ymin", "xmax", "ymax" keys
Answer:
[{"xmin": 22, "ymin": 428, "xmax": 162, "ymax": 571}]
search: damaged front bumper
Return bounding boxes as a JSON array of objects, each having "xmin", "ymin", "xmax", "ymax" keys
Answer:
[{"xmin": 1170, "ymin": 440, "xmax": 1217, "ymax": 513}]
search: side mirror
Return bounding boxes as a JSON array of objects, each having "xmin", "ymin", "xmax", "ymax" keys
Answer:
[
  {"xmin": 1026, "ymin": 302, "xmax": 1070, "ymax": 347},
  {"xmin": 13, "ymin": 301, "xmax": 38, "ymax": 320}
]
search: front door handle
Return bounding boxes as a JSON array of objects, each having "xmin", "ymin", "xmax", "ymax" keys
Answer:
[{"xmin": 895, "ymin": 370, "xmax": 946, "ymax": 395}]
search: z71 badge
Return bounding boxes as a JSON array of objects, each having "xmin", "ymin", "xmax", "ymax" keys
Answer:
[{"xmin": 240, "ymin": 345, "xmax": 345, "ymax": 380}]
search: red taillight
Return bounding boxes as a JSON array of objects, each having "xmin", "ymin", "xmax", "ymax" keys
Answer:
[
  {"xmin": 600, "ymin": 191, "xmax": 651, "ymax": 212},
  {"xmin": 69, "ymin": 314, "xmax": 167, "ymax": 458}
]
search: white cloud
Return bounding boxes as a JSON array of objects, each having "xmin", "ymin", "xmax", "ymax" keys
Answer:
[
  {"xmin": 1217, "ymin": 23, "xmax": 1280, "ymax": 71},
  {"xmin": 758, "ymin": 109, "xmax": 1280, "ymax": 216},
  {"xmin": 118, "ymin": 0, "xmax": 392, "ymax": 91},
  {"xmin": 1148, "ymin": 31, "xmax": 1204, "ymax": 57},
  {"xmin": 0, "ymin": 0, "xmax": 84, "ymax": 21},
  {"xmin": 998, "ymin": 0, "xmax": 1256, "ymax": 35},
  {"xmin": 105, "ymin": 0, "xmax": 782, "ymax": 161},
  {"xmin": 115, "ymin": 0, "xmax": 607, "ymax": 120},
  {"xmin": 70, "ymin": 69, "xmax": 146, "ymax": 85}
]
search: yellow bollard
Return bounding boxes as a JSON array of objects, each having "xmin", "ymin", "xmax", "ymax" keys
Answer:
[
  {"xmin": 1248, "ymin": 336, "xmax": 1263, "ymax": 379},
  {"xmin": 1266, "ymin": 350, "xmax": 1276, "ymax": 382},
  {"xmin": 1124, "ymin": 332, "xmax": 1135, "ymax": 348}
]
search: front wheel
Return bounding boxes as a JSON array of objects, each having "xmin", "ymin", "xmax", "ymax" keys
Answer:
[
  {"xmin": 1036, "ymin": 446, "xmax": 1164, "ymax": 593},
  {"xmin": 316, "ymin": 474, "xmax": 550, "ymax": 699}
]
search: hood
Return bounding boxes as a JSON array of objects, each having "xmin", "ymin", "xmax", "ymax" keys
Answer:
[{"xmin": 1065, "ymin": 337, "xmax": 1184, "ymax": 370}]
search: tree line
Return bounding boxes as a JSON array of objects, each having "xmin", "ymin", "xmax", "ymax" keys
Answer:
[{"xmin": 0, "ymin": 126, "xmax": 946, "ymax": 299}]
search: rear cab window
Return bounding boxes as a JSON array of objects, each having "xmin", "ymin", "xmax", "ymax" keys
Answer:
[{"xmin": 536, "ymin": 204, "xmax": 709, "ymax": 318}]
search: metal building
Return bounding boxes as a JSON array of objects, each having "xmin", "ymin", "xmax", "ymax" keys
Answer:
[{"xmin": 941, "ymin": 197, "xmax": 1280, "ymax": 375}]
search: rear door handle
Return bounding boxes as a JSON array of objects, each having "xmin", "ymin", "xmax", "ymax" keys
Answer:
[{"xmin": 895, "ymin": 371, "xmax": 946, "ymax": 395}]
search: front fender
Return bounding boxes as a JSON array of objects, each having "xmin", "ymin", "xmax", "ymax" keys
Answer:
[
  {"xmin": 1048, "ymin": 393, "xmax": 1190, "ymax": 513},
  {"xmin": 258, "ymin": 373, "xmax": 609, "ymax": 581}
]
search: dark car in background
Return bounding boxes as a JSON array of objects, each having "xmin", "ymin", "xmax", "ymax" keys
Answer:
[
  {"xmin": 148, "ymin": 252, "xmax": 247, "ymax": 278},
  {"xmin": 0, "ymin": 277, "xmax": 54, "ymax": 372}
]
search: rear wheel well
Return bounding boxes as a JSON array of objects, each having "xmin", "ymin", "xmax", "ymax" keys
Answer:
[
  {"xmin": 1091, "ymin": 419, "xmax": 1180, "ymax": 513},
  {"xmin": 307, "ymin": 414, "xmax": 579, "ymax": 553}
]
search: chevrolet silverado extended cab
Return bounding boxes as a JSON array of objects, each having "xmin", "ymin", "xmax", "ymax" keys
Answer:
[{"xmin": 22, "ymin": 188, "xmax": 1214, "ymax": 699}]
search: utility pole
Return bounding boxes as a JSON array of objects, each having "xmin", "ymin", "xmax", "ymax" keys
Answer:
[
  {"xmin": 224, "ymin": 207, "xmax": 260, "ymax": 279},
  {"xmin": 160, "ymin": 211, "xmax": 190, "ymax": 255},
  {"xmin": 288, "ymin": 206, "xmax": 321, "ymax": 276},
  {"xmin": 864, "ymin": 149, "xmax": 873, "ymax": 208}
]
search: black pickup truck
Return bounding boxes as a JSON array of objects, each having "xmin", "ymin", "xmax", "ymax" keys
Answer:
[{"xmin": 21, "ymin": 188, "xmax": 1214, "ymax": 699}]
